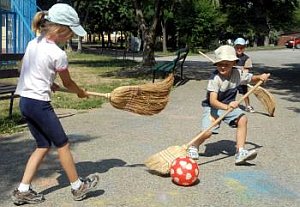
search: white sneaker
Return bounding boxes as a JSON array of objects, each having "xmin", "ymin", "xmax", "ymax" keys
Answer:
[
  {"xmin": 72, "ymin": 174, "xmax": 99, "ymax": 201},
  {"xmin": 245, "ymin": 105, "xmax": 255, "ymax": 113},
  {"xmin": 187, "ymin": 146, "xmax": 199, "ymax": 160},
  {"xmin": 235, "ymin": 149, "xmax": 257, "ymax": 165}
]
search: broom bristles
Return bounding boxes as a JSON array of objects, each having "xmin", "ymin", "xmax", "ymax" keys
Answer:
[
  {"xmin": 249, "ymin": 85, "xmax": 276, "ymax": 116},
  {"xmin": 144, "ymin": 145, "xmax": 187, "ymax": 175},
  {"xmin": 110, "ymin": 74, "xmax": 174, "ymax": 115}
]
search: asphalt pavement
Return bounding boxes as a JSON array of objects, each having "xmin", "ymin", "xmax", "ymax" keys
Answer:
[{"xmin": 0, "ymin": 48, "xmax": 299, "ymax": 207}]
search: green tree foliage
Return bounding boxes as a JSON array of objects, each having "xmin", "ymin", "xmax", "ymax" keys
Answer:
[
  {"xmin": 222, "ymin": 0, "xmax": 299, "ymax": 46},
  {"xmin": 174, "ymin": 0, "xmax": 224, "ymax": 49},
  {"xmin": 37, "ymin": 0, "xmax": 300, "ymax": 55},
  {"xmin": 37, "ymin": 0, "xmax": 56, "ymax": 10},
  {"xmin": 293, "ymin": 6, "xmax": 300, "ymax": 31}
]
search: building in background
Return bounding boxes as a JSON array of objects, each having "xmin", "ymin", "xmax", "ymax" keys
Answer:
[
  {"xmin": 1, "ymin": 0, "xmax": 37, "ymax": 54},
  {"xmin": 278, "ymin": 32, "xmax": 300, "ymax": 47}
]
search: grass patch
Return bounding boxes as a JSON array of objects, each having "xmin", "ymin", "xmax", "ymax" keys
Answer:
[
  {"xmin": 0, "ymin": 113, "xmax": 24, "ymax": 134},
  {"xmin": 1, "ymin": 52, "xmax": 142, "ymax": 135}
]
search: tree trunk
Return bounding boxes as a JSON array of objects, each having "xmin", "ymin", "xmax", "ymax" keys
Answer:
[
  {"xmin": 76, "ymin": 0, "xmax": 90, "ymax": 52},
  {"xmin": 133, "ymin": 0, "xmax": 162, "ymax": 66},
  {"xmin": 88, "ymin": 34, "xmax": 91, "ymax": 43},
  {"xmin": 101, "ymin": 32, "xmax": 105, "ymax": 48},
  {"xmin": 264, "ymin": 35, "xmax": 269, "ymax": 46},
  {"xmin": 108, "ymin": 32, "xmax": 112, "ymax": 48},
  {"xmin": 161, "ymin": 20, "xmax": 167, "ymax": 53},
  {"xmin": 77, "ymin": 37, "xmax": 83, "ymax": 53},
  {"xmin": 66, "ymin": 39, "xmax": 72, "ymax": 52},
  {"xmin": 253, "ymin": 36, "xmax": 258, "ymax": 47},
  {"xmin": 142, "ymin": 32, "xmax": 156, "ymax": 66}
]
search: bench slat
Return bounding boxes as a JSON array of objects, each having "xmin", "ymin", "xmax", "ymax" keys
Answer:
[
  {"xmin": 0, "ymin": 95, "xmax": 19, "ymax": 101},
  {"xmin": 152, "ymin": 47, "xmax": 189, "ymax": 82},
  {"xmin": 0, "ymin": 53, "xmax": 24, "ymax": 61},
  {"xmin": 0, "ymin": 86, "xmax": 17, "ymax": 94},
  {"xmin": 0, "ymin": 53, "xmax": 23, "ymax": 118},
  {"xmin": 0, "ymin": 69, "xmax": 20, "ymax": 78}
]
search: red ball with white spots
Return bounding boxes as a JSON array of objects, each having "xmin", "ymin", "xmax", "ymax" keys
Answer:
[{"xmin": 170, "ymin": 156, "xmax": 199, "ymax": 186}]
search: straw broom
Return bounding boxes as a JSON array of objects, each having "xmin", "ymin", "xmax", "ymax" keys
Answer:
[
  {"xmin": 198, "ymin": 50, "xmax": 276, "ymax": 116},
  {"xmin": 144, "ymin": 80, "xmax": 264, "ymax": 175},
  {"xmin": 59, "ymin": 74, "xmax": 174, "ymax": 116},
  {"xmin": 247, "ymin": 84, "xmax": 275, "ymax": 116}
]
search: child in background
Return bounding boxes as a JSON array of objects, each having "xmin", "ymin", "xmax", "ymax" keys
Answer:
[
  {"xmin": 12, "ymin": 3, "xmax": 99, "ymax": 205},
  {"xmin": 234, "ymin": 37, "xmax": 255, "ymax": 113},
  {"xmin": 187, "ymin": 45, "xmax": 270, "ymax": 164}
]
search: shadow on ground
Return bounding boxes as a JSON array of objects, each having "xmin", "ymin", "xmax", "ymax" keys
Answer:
[
  {"xmin": 0, "ymin": 133, "xmax": 98, "ymax": 198},
  {"xmin": 39, "ymin": 158, "xmax": 126, "ymax": 196},
  {"xmin": 199, "ymin": 140, "xmax": 263, "ymax": 166}
]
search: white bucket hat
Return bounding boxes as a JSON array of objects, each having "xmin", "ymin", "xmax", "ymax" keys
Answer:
[
  {"xmin": 234, "ymin": 37, "xmax": 246, "ymax": 46},
  {"xmin": 45, "ymin": 3, "xmax": 87, "ymax": 37},
  {"xmin": 214, "ymin": 45, "xmax": 238, "ymax": 65}
]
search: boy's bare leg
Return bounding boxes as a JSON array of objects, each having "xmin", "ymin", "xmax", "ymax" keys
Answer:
[
  {"xmin": 235, "ymin": 115, "xmax": 257, "ymax": 164},
  {"xmin": 244, "ymin": 97, "xmax": 250, "ymax": 106},
  {"xmin": 191, "ymin": 131, "xmax": 212, "ymax": 148},
  {"xmin": 57, "ymin": 143, "xmax": 79, "ymax": 182},
  {"xmin": 236, "ymin": 115, "xmax": 248, "ymax": 150}
]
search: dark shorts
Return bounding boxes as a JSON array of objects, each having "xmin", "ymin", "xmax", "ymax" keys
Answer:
[
  {"xmin": 237, "ymin": 84, "xmax": 248, "ymax": 95},
  {"xmin": 19, "ymin": 97, "xmax": 68, "ymax": 148}
]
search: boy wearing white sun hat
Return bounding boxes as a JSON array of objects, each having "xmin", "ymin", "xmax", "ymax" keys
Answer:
[{"xmin": 187, "ymin": 45, "xmax": 270, "ymax": 165}]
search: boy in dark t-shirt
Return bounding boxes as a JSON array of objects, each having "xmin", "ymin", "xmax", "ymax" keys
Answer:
[{"xmin": 234, "ymin": 37, "xmax": 255, "ymax": 113}]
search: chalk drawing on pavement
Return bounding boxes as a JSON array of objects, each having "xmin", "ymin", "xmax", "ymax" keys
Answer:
[{"xmin": 224, "ymin": 170, "xmax": 298, "ymax": 199}]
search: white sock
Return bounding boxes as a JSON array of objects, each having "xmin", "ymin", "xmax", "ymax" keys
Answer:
[
  {"xmin": 18, "ymin": 183, "xmax": 30, "ymax": 192},
  {"xmin": 70, "ymin": 178, "xmax": 83, "ymax": 190},
  {"xmin": 238, "ymin": 147, "xmax": 244, "ymax": 152}
]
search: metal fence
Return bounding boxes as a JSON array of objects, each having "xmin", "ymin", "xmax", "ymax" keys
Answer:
[{"xmin": 0, "ymin": 0, "xmax": 37, "ymax": 54}]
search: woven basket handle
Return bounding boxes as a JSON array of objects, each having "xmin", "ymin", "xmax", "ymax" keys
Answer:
[{"xmin": 186, "ymin": 80, "xmax": 263, "ymax": 147}]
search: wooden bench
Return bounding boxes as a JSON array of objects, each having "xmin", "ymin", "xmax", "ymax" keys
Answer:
[
  {"xmin": 0, "ymin": 53, "xmax": 24, "ymax": 117},
  {"xmin": 152, "ymin": 47, "xmax": 189, "ymax": 82}
]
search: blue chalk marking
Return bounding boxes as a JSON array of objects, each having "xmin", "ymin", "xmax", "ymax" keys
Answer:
[{"xmin": 224, "ymin": 170, "xmax": 298, "ymax": 199}]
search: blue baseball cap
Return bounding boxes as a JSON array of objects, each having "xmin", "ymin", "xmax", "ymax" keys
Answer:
[
  {"xmin": 45, "ymin": 3, "xmax": 87, "ymax": 37},
  {"xmin": 234, "ymin": 38, "xmax": 246, "ymax": 46}
]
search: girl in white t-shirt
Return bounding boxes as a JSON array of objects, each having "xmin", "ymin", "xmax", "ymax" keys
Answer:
[{"xmin": 12, "ymin": 3, "xmax": 99, "ymax": 205}]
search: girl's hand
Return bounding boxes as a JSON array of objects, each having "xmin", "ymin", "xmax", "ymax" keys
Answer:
[
  {"xmin": 51, "ymin": 82, "xmax": 60, "ymax": 92},
  {"xmin": 77, "ymin": 89, "xmax": 89, "ymax": 98}
]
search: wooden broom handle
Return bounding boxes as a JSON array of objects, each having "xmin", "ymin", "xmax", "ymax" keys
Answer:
[
  {"xmin": 198, "ymin": 50, "xmax": 215, "ymax": 63},
  {"xmin": 57, "ymin": 88, "xmax": 111, "ymax": 99},
  {"xmin": 86, "ymin": 91, "xmax": 111, "ymax": 98},
  {"xmin": 186, "ymin": 80, "xmax": 264, "ymax": 147}
]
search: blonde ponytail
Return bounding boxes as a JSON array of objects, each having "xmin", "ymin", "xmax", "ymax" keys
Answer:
[
  {"xmin": 32, "ymin": 11, "xmax": 47, "ymax": 34},
  {"xmin": 31, "ymin": 10, "xmax": 73, "ymax": 40}
]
